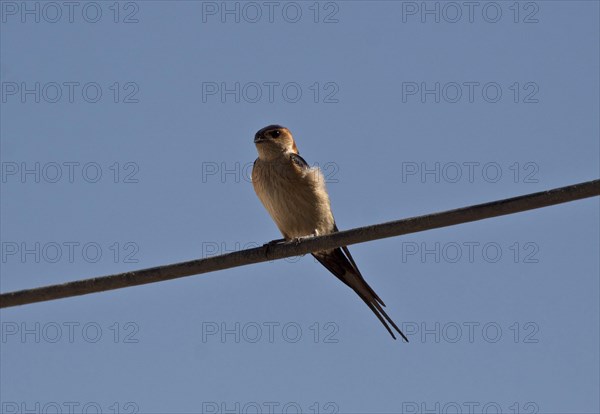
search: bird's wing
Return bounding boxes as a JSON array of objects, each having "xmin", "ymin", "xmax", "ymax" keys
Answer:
[
  {"xmin": 289, "ymin": 153, "xmax": 310, "ymax": 169},
  {"xmin": 283, "ymin": 154, "xmax": 406, "ymax": 340},
  {"xmin": 313, "ymin": 225, "xmax": 408, "ymax": 341}
]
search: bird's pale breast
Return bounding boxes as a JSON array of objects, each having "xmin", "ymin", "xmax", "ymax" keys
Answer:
[{"xmin": 252, "ymin": 157, "xmax": 334, "ymax": 239}]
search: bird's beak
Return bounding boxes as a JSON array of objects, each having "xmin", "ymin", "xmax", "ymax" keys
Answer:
[{"xmin": 254, "ymin": 133, "xmax": 266, "ymax": 143}]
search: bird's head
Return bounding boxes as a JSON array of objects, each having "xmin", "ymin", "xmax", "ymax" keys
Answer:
[{"xmin": 254, "ymin": 125, "xmax": 298, "ymax": 160}]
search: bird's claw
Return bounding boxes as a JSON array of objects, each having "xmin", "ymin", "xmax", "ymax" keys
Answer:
[
  {"xmin": 263, "ymin": 238, "xmax": 286, "ymax": 259},
  {"xmin": 291, "ymin": 233, "xmax": 317, "ymax": 245},
  {"xmin": 263, "ymin": 234, "xmax": 316, "ymax": 259},
  {"xmin": 263, "ymin": 238, "xmax": 286, "ymax": 247}
]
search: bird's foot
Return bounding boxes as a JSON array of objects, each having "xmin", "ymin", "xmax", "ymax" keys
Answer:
[
  {"xmin": 263, "ymin": 238, "xmax": 286, "ymax": 259},
  {"xmin": 263, "ymin": 238, "xmax": 286, "ymax": 247},
  {"xmin": 291, "ymin": 233, "xmax": 317, "ymax": 245}
]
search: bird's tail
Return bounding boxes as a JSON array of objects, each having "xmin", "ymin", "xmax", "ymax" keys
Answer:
[{"xmin": 312, "ymin": 247, "xmax": 408, "ymax": 342}]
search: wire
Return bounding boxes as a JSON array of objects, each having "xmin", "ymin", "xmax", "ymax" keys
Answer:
[{"xmin": 1, "ymin": 179, "xmax": 598, "ymax": 309}]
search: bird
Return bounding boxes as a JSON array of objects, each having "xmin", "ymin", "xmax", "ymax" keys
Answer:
[{"xmin": 251, "ymin": 124, "xmax": 408, "ymax": 341}]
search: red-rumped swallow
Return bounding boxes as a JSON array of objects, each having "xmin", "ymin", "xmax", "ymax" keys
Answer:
[{"xmin": 252, "ymin": 125, "xmax": 408, "ymax": 341}]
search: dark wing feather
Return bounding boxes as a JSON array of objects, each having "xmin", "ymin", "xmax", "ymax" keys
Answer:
[
  {"xmin": 290, "ymin": 153, "xmax": 310, "ymax": 170},
  {"xmin": 312, "ymin": 232, "xmax": 408, "ymax": 342}
]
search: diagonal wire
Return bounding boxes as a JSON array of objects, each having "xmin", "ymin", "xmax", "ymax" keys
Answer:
[{"xmin": 1, "ymin": 179, "xmax": 598, "ymax": 309}]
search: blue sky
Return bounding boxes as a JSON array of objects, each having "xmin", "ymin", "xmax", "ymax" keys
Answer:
[{"xmin": 1, "ymin": 1, "xmax": 599, "ymax": 413}]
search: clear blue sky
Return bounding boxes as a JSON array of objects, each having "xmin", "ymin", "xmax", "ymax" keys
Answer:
[{"xmin": 1, "ymin": 1, "xmax": 598, "ymax": 413}]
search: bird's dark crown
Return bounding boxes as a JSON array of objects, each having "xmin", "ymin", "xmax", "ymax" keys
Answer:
[{"xmin": 255, "ymin": 124, "xmax": 286, "ymax": 140}]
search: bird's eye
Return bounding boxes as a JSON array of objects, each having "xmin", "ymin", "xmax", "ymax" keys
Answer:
[{"xmin": 271, "ymin": 130, "xmax": 281, "ymax": 138}]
